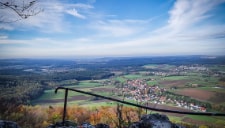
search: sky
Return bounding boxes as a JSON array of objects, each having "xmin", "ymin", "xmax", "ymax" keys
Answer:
[{"xmin": 0, "ymin": 0, "xmax": 225, "ymax": 58}]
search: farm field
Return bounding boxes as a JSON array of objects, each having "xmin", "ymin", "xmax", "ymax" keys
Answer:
[
  {"xmin": 32, "ymin": 63, "xmax": 225, "ymax": 126},
  {"xmin": 33, "ymin": 63, "xmax": 225, "ymax": 109},
  {"xmin": 1, "ymin": 57, "xmax": 225, "ymax": 127},
  {"xmin": 32, "ymin": 80, "xmax": 119, "ymax": 105}
]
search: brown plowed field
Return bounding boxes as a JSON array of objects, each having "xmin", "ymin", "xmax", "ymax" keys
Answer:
[
  {"xmin": 146, "ymin": 103, "xmax": 190, "ymax": 117},
  {"xmin": 147, "ymin": 103, "xmax": 190, "ymax": 112},
  {"xmin": 208, "ymin": 92, "xmax": 225, "ymax": 103},
  {"xmin": 174, "ymin": 89, "xmax": 214, "ymax": 101},
  {"xmin": 159, "ymin": 80, "xmax": 189, "ymax": 88},
  {"xmin": 182, "ymin": 117, "xmax": 210, "ymax": 125},
  {"xmin": 91, "ymin": 87, "xmax": 119, "ymax": 92},
  {"xmin": 36, "ymin": 95, "xmax": 90, "ymax": 104}
]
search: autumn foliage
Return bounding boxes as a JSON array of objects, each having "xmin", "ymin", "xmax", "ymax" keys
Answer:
[
  {"xmin": 0, "ymin": 104, "xmax": 142, "ymax": 128},
  {"xmin": 1, "ymin": 104, "xmax": 224, "ymax": 128}
]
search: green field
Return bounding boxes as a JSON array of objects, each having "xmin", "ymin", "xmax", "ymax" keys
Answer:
[
  {"xmin": 74, "ymin": 80, "xmax": 102, "ymax": 88},
  {"xmin": 31, "ymin": 63, "xmax": 225, "ymax": 127},
  {"xmin": 184, "ymin": 115, "xmax": 223, "ymax": 123},
  {"xmin": 200, "ymin": 87, "xmax": 225, "ymax": 92},
  {"xmin": 163, "ymin": 76, "xmax": 190, "ymax": 80},
  {"xmin": 114, "ymin": 76, "xmax": 127, "ymax": 83},
  {"xmin": 209, "ymin": 65, "xmax": 225, "ymax": 71},
  {"xmin": 147, "ymin": 81, "xmax": 158, "ymax": 86},
  {"xmin": 123, "ymin": 74, "xmax": 144, "ymax": 79},
  {"xmin": 143, "ymin": 64, "xmax": 176, "ymax": 70},
  {"xmin": 142, "ymin": 64, "xmax": 159, "ymax": 69},
  {"xmin": 32, "ymin": 80, "xmax": 116, "ymax": 106},
  {"xmin": 34, "ymin": 67, "xmax": 224, "ymax": 106}
]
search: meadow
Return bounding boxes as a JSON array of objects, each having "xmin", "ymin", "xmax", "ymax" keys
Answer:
[
  {"xmin": 1, "ymin": 57, "xmax": 225, "ymax": 127},
  {"xmin": 33, "ymin": 64, "xmax": 225, "ymax": 108}
]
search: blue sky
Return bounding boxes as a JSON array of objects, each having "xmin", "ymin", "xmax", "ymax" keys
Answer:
[{"xmin": 0, "ymin": 0, "xmax": 225, "ymax": 58}]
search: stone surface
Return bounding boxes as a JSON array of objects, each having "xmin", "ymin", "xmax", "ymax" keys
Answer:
[
  {"xmin": 0, "ymin": 120, "xmax": 19, "ymax": 128},
  {"xmin": 129, "ymin": 113, "xmax": 185, "ymax": 128},
  {"xmin": 47, "ymin": 121, "xmax": 110, "ymax": 128},
  {"xmin": 95, "ymin": 123, "xmax": 110, "ymax": 128},
  {"xmin": 47, "ymin": 120, "xmax": 77, "ymax": 128}
]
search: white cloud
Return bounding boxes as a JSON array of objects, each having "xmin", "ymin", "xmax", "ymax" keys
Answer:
[
  {"xmin": 1, "ymin": 0, "xmax": 225, "ymax": 58},
  {"xmin": 154, "ymin": 0, "xmax": 225, "ymax": 43},
  {"xmin": 7, "ymin": 1, "xmax": 69, "ymax": 33},
  {"xmin": 66, "ymin": 9, "xmax": 86, "ymax": 19},
  {"xmin": 0, "ymin": 1, "xmax": 94, "ymax": 33},
  {"xmin": 73, "ymin": 3, "xmax": 93, "ymax": 9},
  {"xmin": 0, "ymin": 23, "xmax": 14, "ymax": 30},
  {"xmin": 1, "ymin": 31, "xmax": 224, "ymax": 58},
  {"xmin": 168, "ymin": 0, "xmax": 225, "ymax": 32},
  {"xmin": 65, "ymin": 3, "xmax": 93, "ymax": 19},
  {"xmin": 89, "ymin": 19, "xmax": 150, "ymax": 37},
  {"xmin": 0, "ymin": 35, "xmax": 8, "ymax": 39}
]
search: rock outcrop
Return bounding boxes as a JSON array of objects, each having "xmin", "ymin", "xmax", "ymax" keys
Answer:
[
  {"xmin": 0, "ymin": 120, "xmax": 19, "ymax": 128},
  {"xmin": 47, "ymin": 121, "xmax": 110, "ymax": 128},
  {"xmin": 129, "ymin": 113, "xmax": 185, "ymax": 128}
]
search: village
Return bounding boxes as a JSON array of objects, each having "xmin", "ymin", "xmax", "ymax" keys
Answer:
[
  {"xmin": 121, "ymin": 79, "xmax": 207, "ymax": 112},
  {"xmin": 96, "ymin": 64, "xmax": 223, "ymax": 113}
]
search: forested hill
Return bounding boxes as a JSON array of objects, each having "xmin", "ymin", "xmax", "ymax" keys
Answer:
[
  {"xmin": 0, "ymin": 55, "xmax": 225, "ymax": 77},
  {"xmin": 0, "ymin": 56, "xmax": 225, "ymax": 127},
  {"xmin": 0, "ymin": 55, "xmax": 225, "ymax": 105},
  {"xmin": 103, "ymin": 55, "xmax": 225, "ymax": 67},
  {"xmin": 1, "ymin": 55, "xmax": 225, "ymax": 69}
]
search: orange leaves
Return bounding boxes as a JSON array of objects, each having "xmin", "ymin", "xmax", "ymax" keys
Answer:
[{"xmin": 2, "ymin": 104, "xmax": 147, "ymax": 127}]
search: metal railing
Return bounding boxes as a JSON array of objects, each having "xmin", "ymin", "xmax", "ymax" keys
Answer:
[{"xmin": 55, "ymin": 87, "xmax": 225, "ymax": 125}]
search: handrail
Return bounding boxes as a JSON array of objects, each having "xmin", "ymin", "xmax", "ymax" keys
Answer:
[{"xmin": 55, "ymin": 87, "xmax": 225, "ymax": 125}]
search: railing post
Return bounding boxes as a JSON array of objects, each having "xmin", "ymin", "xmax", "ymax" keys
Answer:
[
  {"xmin": 62, "ymin": 88, "xmax": 68, "ymax": 126},
  {"xmin": 55, "ymin": 87, "xmax": 69, "ymax": 126}
]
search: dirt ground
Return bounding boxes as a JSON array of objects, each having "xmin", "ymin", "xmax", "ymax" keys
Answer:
[
  {"xmin": 36, "ymin": 95, "xmax": 90, "ymax": 104},
  {"xmin": 182, "ymin": 117, "xmax": 211, "ymax": 126},
  {"xmin": 174, "ymin": 89, "xmax": 214, "ymax": 101},
  {"xmin": 159, "ymin": 80, "xmax": 189, "ymax": 88},
  {"xmin": 145, "ymin": 103, "xmax": 191, "ymax": 117},
  {"xmin": 91, "ymin": 87, "xmax": 119, "ymax": 92}
]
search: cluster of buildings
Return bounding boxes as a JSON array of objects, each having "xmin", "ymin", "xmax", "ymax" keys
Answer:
[
  {"xmin": 177, "ymin": 65, "xmax": 208, "ymax": 71},
  {"xmin": 122, "ymin": 79, "xmax": 166, "ymax": 102},
  {"xmin": 145, "ymin": 64, "xmax": 209, "ymax": 77},
  {"xmin": 175, "ymin": 101, "xmax": 206, "ymax": 112},
  {"xmin": 121, "ymin": 79, "xmax": 207, "ymax": 112}
]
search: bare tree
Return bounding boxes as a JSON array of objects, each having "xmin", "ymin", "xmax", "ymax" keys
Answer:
[{"xmin": 0, "ymin": 0, "xmax": 42, "ymax": 23}]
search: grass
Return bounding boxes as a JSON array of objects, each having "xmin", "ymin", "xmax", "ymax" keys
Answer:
[
  {"xmin": 123, "ymin": 74, "xmax": 144, "ymax": 79},
  {"xmin": 80, "ymin": 101, "xmax": 116, "ymax": 107},
  {"xmin": 32, "ymin": 83, "xmax": 117, "ymax": 105},
  {"xmin": 76, "ymin": 80, "xmax": 102, "ymax": 88},
  {"xmin": 33, "ymin": 89, "xmax": 86, "ymax": 101},
  {"xmin": 168, "ymin": 116, "xmax": 183, "ymax": 123},
  {"xmin": 114, "ymin": 76, "xmax": 127, "ymax": 83},
  {"xmin": 209, "ymin": 65, "xmax": 225, "ymax": 71},
  {"xmin": 162, "ymin": 76, "xmax": 189, "ymax": 80},
  {"xmin": 30, "ymin": 64, "xmax": 225, "ymax": 127},
  {"xmin": 60, "ymin": 80, "xmax": 104, "ymax": 88},
  {"xmin": 92, "ymin": 91, "xmax": 113, "ymax": 97},
  {"xmin": 34, "ymin": 69, "xmax": 222, "ymax": 106},
  {"xmin": 143, "ymin": 64, "xmax": 177, "ymax": 70},
  {"xmin": 139, "ymin": 71, "xmax": 150, "ymax": 74},
  {"xmin": 147, "ymin": 81, "xmax": 158, "ymax": 86},
  {"xmin": 189, "ymin": 76, "xmax": 219, "ymax": 87},
  {"xmin": 161, "ymin": 75, "xmax": 219, "ymax": 87},
  {"xmin": 199, "ymin": 87, "xmax": 225, "ymax": 93},
  {"xmin": 36, "ymin": 89, "xmax": 64, "ymax": 100},
  {"xmin": 142, "ymin": 64, "xmax": 159, "ymax": 69},
  {"xmin": 160, "ymin": 64, "xmax": 176, "ymax": 70},
  {"xmin": 185, "ymin": 115, "xmax": 219, "ymax": 123},
  {"xmin": 59, "ymin": 79, "xmax": 78, "ymax": 85}
]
